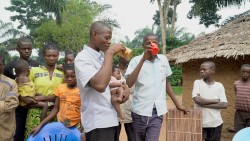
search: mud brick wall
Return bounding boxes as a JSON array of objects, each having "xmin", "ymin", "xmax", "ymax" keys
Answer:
[{"xmin": 181, "ymin": 56, "xmax": 250, "ymax": 141}]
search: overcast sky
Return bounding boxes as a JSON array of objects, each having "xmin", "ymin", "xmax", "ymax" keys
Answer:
[
  {"xmin": 1, "ymin": 0, "xmax": 250, "ymax": 55},
  {"xmin": 93, "ymin": 0, "xmax": 250, "ymax": 41}
]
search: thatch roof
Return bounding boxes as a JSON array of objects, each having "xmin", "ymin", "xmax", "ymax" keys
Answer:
[{"xmin": 168, "ymin": 16, "xmax": 250, "ymax": 64}]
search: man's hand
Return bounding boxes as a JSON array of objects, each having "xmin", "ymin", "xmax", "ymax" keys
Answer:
[
  {"xmin": 107, "ymin": 43, "xmax": 125, "ymax": 54},
  {"xmin": 121, "ymin": 83, "xmax": 130, "ymax": 103},
  {"xmin": 176, "ymin": 105, "xmax": 189, "ymax": 115},
  {"xmin": 142, "ymin": 46, "xmax": 152, "ymax": 61}
]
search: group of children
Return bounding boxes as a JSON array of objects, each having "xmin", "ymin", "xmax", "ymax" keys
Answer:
[
  {"xmin": 192, "ymin": 61, "xmax": 250, "ymax": 141},
  {"xmin": 13, "ymin": 51, "xmax": 83, "ymax": 139}
]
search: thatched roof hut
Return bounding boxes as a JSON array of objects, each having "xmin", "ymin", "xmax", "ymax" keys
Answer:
[
  {"xmin": 168, "ymin": 16, "xmax": 250, "ymax": 64},
  {"xmin": 168, "ymin": 16, "xmax": 250, "ymax": 140}
]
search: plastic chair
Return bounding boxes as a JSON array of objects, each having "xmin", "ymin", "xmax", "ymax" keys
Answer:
[
  {"xmin": 26, "ymin": 122, "xmax": 81, "ymax": 141},
  {"xmin": 232, "ymin": 127, "xmax": 250, "ymax": 141}
]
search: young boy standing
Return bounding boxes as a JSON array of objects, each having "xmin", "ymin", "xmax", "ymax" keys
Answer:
[
  {"xmin": 192, "ymin": 61, "xmax": 228, "ymax": 141},
  {"xmin": 4, "ymin": 37, "xmax": 39, "ymax": 141},
  {"xmin": 234, "ymin": 64, "xmax": 250, "ymax": 132}
]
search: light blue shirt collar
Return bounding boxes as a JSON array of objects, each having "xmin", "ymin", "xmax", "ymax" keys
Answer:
[
  {"xmin": 84, "ymin": 45, "xmax": 104, "ymax": 62},
  {"xmin": 141, "ymin": 53, "xmax": 160, "ymax": 63}
]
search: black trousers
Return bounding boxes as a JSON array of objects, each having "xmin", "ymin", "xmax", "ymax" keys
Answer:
[
  {"xmin": 86, "ymin": 126, "xmax": 119, "ymax": 141},
  {"xmin": 203, "ymin": 124, "xmax": 223, "ymax": 141},
  {"xmin": 118, "ymin": 122, "xmax": 135, "ymax": 141},
  {"xmin": 14, "ymin": 105, "xmax": 29, "ymax": 141}
]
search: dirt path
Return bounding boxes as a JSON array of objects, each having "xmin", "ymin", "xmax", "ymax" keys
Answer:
[{"xmin": 119, "ymin": 96, "xmax": 182, "ymax": 141}]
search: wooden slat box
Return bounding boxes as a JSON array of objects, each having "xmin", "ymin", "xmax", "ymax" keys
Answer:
[{"xmin": 167, "ymin": 109, "xmax": 203, "ymax": 141}]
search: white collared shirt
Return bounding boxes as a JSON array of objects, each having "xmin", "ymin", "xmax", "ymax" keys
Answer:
[
  {"xmin": 74, "ymin": 45, "xmax": 118, "ymax": 133},
  {"xmin": 125, "ymin": 54, "xmax": 172, "ymax": 116}
]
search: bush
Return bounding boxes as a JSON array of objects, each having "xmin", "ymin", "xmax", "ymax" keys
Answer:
[{"xmin": 168, "ymin": 65, "xmax": 182, "ymax": 86}]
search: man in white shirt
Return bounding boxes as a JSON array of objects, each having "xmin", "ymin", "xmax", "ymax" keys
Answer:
[
  {"xmin": 125, "ymin": 33, "xmax": 187, "ymax": 141},
  {"xmin": 74, "ymin": 21, "xmax": 130, "ymax": 141},
  {"xmin": 192, "ymin": 61, "xmax": 227, "ymax": 141}
]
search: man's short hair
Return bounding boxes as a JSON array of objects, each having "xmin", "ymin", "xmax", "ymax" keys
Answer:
[
  {"xmin": 17, "ymin": 37, "xmax": 32, "ymax": 48},
  {"xmin": 202, "ymin": 61, "xmax": 216, "ymax": 70},
  {"xmin": 241, "ymin": 64, "xmax": 250, "ymax": 69},
  {"xmin": 143, "ymin": 33, "xmax": 158, "ymax": 43},
  {"xmin": 89, "ymin": 21, "xmax": 111, "ymax": 37}
]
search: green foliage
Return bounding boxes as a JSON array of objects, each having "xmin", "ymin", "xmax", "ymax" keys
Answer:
[
  {"xmin": 113, "ymin": 55, "xmax": 119, "ymax": 65},
  {"xmin": 172, "ymin": 86, "xmax": 182, "ymax": 95},
  {"xmin": 57, "ymin": 58, "xmax": 64, "ymax": 65},
  {"xmin": 133, "ymin": 47, "xmax": 145, "ymax": 57},
  {"xmin": 0, "ymin": 46, "xmax": 11, "ymax": 63},
  {"xmin": 187, "ymin": 0, "xmax": 221, "ymax": 27},
  {"xmin": 0, "ymin": 45, "xmax": 20, "ymax": 64},
  {"xmin": 154, "ymin": 26, "xmax": 195, "ymax": 52},
  {"xmin": 153, "ymin": 8, "xmax": 174, "ymax": 26},
  {"xmin": 34, "ymin": 0, "xmax": 100, "ymax": 52},
  {"xmin": 168, "ymin": 65, "xmax": 182, "ymax": 86},
  {"xmin": 5, "ymin": 0, "xmax": 53, "ymax": 35},
  {"xmin": 166, "ymin": 35, "xmax": 194, "ymax": 52},
  {"xmin": 0, "ymin": 20, "xmax": 24, "ymax": 39},
  {"xmin": 187, "ymin": 0, "xmax": 248, "ymax": 27},
  {"xmin": 0, "ymin": 20, "xmax": 25, "ymax": 52},
  {"xmin": 36, "ymin": 0, "xmax": 66, "ymax": 25},
  {"xmin": 152, "ymin": 0, "xmax": 182, "ymax": 27}
]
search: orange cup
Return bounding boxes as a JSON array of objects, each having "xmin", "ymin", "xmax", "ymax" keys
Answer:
[{"xmin": 117, "ymin": 46, "xmax": 134, "ymax": 61}]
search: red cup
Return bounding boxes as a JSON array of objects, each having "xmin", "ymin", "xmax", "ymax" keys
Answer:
[{"xmin": 151, "ymin": 42, "xmax": 159, "ymax": 55}]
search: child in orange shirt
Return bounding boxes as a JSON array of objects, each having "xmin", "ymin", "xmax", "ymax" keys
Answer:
[{"xmin": 30, "ymin": 64, "xmax": 85, "ymax": 140}]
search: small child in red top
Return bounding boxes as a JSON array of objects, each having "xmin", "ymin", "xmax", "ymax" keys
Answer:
[
  {"xmin": 110, "ymin": 65, "xmax": 125, "ymax": 120},
  {"xmin": 234, "ymin": 64, "xmax": 250, "ymax": 132}
]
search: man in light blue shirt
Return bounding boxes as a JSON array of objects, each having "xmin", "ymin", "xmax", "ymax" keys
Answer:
[
  {"xmin": 125, "ymin": 33, "xmax": 188, "ymax": 141},
  {"xmin": 75, "ymin": 21, "xmax": 130, "ymax": 141}
]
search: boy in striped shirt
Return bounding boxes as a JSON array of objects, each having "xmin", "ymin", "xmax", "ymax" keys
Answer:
[{"xmin": 234, "ymin": 64, "xmax": 250, "ymax": 132}]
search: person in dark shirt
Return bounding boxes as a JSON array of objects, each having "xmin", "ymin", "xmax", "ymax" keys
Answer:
[
  {"xmin": 4, "ymin": 38, "xmax": 39, "ymax": 79},
  {"xmin": 4, "ymin": 37, "xmax": 39, "ymax": 141}
]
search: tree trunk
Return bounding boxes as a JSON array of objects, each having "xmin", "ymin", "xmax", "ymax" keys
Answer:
[
  {"xmin": 163, "ymin": 0, "xmax": 170, "ymax": 54},
  {"xmin": 170, "ymin": 0, "xmax": 178, "ymax": 37},
  {"xmin": 156, "ymin": 0, "xmax": 165, "ymax": 54}
]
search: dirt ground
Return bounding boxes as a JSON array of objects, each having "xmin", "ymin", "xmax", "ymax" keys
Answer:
[{"xmin": 119, "ymin": 96, "xmax": 182, "ymax": 141}]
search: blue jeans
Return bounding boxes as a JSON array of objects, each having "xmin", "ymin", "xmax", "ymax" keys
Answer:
[{"xmin": 132, "ymin": 108, "xmax": 163, "ymax": 141}]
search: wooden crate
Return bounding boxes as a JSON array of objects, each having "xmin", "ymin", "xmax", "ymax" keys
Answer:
[{"xmin": 166, "ymin": 109, "xmax": 203, "ymax": 141}]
